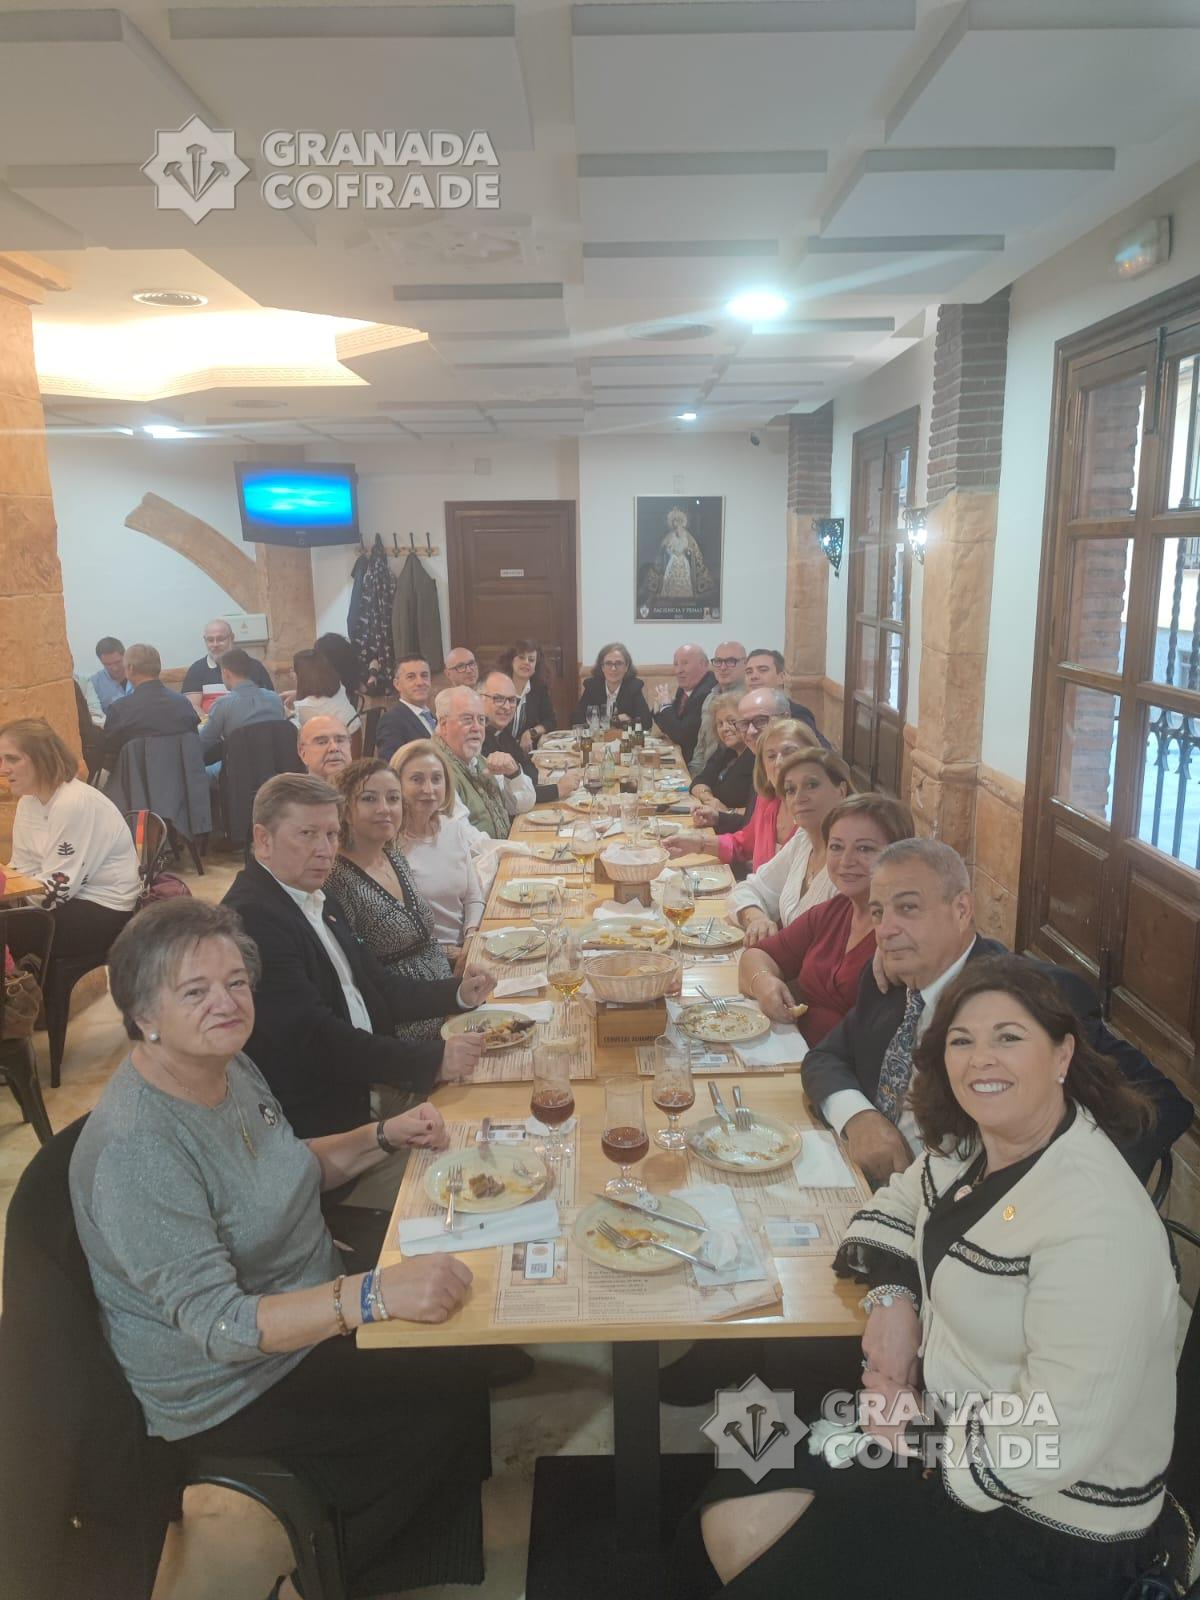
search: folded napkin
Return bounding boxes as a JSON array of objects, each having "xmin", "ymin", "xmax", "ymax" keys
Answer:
[
  {"xmin": 493, "ymin": 971, "xmax": 549, "ymax": 997},
  {"xmin": 667, "ymin": 1183, "xmax": 768, "ymax": 1283},
  {"xmin": 791, "ymin": 1129, "xmax": 857, "ymax": 1188},
  {"xmin": 594, "ymin": 900, "xmax": 661, "ymax": 922},
  {"xmin": 398, "ymin": 1198, "xmax": 561, "ymax": 1256}
]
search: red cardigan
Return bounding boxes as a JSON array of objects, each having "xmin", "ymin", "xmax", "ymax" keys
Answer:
[
  {"xmin": 755, "ymin": 895, "xmax": 876, "ymax": 1046},
  {"xmin": 715, "ymin": 795, "xmax": 794, "ymax": 871}
]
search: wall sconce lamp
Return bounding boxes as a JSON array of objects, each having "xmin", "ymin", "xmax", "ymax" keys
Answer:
[
  {"xmin": 902, "ymin": 506, "xmax": 929, "ymax": 565},
  {"xmin": 813, "ymin": 517, "xmax": 844, "ymax": 577}
]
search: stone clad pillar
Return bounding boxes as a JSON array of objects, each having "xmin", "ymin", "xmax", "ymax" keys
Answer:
[
  {"xmin": 785, "ymin": 404, "xmax": 833, "ymax": 738},
  {"xmin": 0, "ymin": 252, "xmax": 73, "ymax": 856}
]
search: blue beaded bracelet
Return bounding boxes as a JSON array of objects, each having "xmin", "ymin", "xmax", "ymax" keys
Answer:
[{"xmin": 359, "ymin": 1269, "xmax": 377, "ymax": 1325}]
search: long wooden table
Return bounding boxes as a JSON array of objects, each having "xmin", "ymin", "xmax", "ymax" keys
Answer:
[
  {"xmin": 0, "ymin": 871, "xmax": 43, "ymax": 904},
  {"xmin": 360, "ymin": 740, "xmax": 866, "ymax": 1596}
]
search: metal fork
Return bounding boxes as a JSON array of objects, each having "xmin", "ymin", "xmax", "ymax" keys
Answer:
[
  {"xmin": 731, "ymin": 1084, "xmax": 754, "ymax": 1133},
  {"xmin": 595, "ymin": 1217, "xmax": 709, "ymax": 1269},
  {"xmin": 697, "ymin": 984, "xmax": 729, "ymax": 1015},
  {"xmin": 444, "ymin": 1163, "xmax": 463, "ymax": 1231}
]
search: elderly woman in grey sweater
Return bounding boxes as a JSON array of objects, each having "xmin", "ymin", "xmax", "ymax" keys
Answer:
[{"xmin": 69, "ymin": 898, "xmax": 490, "ymax": 1600}]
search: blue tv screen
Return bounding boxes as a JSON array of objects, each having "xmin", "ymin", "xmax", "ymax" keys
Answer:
[{"xmin": 234, "ymin": 462, "xmax": 360, "ymax": 548}]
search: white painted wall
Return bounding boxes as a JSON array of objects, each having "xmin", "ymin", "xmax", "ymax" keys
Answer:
[
  {"xmin": 825, "ymin": 329, "xmax": 935, "ymax": 725},
  {"xmin": 982, "ymin": 159, "xmax": 1200, "ymax": 781},
  {"xmin": 577, "ymin": 431, "xmax": 788, "ymax": 665}
]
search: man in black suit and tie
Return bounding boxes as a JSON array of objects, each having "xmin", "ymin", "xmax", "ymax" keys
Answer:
[
  {"xmin": 374, "ymin": 654, "xmax": 439, "ymax": 761},
  {"xmin": 801, "ymin": 837, "xmax": 1192, "ymax": 1186},
  {"xmin": 222, "ymin": 773, "xmax": 492, "ymax": 1139}
]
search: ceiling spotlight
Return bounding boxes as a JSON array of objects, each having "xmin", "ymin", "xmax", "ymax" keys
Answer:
[
  {"xmin": 726, "ymin": 289, "xmax": 788, "ymax": 323},
  {"xmin": 143, "ymin": 423, "xmax": 202, "ymax": 439},
  {"xmin": 676, "ymin": 411, "xmax": 698, "ymax": 422},
  {"xmin": 131, "ymin": 290, "xmax": 209, "ymax": 309}
]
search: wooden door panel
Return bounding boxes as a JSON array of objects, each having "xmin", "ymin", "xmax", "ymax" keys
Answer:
[
  {"xmin": 875, "ymin": 716, "xmax": 902, "ymax": 798},
  {"xmin": 1118, "ymin": 859, "xmax": 1200, "ymax": 1036},
  {"xmin": 849, "ymin": 701, "xmax": 873, "ymax": 787},
  {"xmin": 1043, "ymin": 813, "xmax": 1108, "ymax": 969}
]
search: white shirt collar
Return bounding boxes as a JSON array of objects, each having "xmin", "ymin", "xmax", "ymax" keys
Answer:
[
  {"xmin": 263, "ymin": 863, "xmax": 325, "ymax": 919},
  {"xmin": 913, "ymin": 936, "xmax": 977, "ymax": 1030}
]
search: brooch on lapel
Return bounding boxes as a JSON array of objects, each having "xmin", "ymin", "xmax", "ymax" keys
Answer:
[{"xmin": 258, "ymin": 1102, "xmax": 279, "ymax": 1127}]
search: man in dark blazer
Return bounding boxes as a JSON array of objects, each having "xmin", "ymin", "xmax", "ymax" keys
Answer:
[
  {"xmin": 480, "ymin": 670, "xmax": 582, "ymax": 804},
  {"xmin": 222, "ymin": 772, "xmax": 492, "ymax": 1138},
  {"xmin": 652, "ymin": 643, "xmax": 716, "ymax": 766},
  {"xmin": 744, "ymin": 647, "xmax": 829, "ymax": 747},
  {"xmin": 375, "ymin": 654, "xmax": 439, "ymax": 761},
  {"xmin": 102, "ymin": 642, "xmax": 199, "ymax": 765},
  {"xmin": 801, "ymin": 837, "xmax": 1193, "ymax": 1186}
]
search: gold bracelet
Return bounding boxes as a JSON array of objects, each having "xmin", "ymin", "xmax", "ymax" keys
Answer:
[{"xmin": 332, "ymin": 1274, "xmax": 350, "ymax": 1337}]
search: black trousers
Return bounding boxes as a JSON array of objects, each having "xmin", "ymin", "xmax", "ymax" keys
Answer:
[
  {"xmin": 188, "ymin": 1336, "xmax": 490, "ymax": 1595},
  {"xmin": 5, "ymin": 897, "xmax": 132, "ymax": 962}
]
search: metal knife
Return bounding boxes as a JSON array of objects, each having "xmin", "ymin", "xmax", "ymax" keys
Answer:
[
  {"xmin": 592, "ymin": 1192, "xmax": 708, "ymax": 1235},
  {"xmin": 709, "ymin": 1080, "xmax": 736, "ymax": 1127}
]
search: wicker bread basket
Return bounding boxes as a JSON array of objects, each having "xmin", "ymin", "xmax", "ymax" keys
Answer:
[{"xmin": 584, "ymin": 949, "xmax": 678, "ymax": 1003}]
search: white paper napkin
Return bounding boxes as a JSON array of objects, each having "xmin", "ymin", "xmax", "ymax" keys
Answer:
[
  {"xmin": 398, "ymin": 1198, "xmax": 561, "ymax": 1255},
  {"xmin": 484, "ymin": 1001, "xmax": 556, "ymax": 1023},
  {"xmin": 594, "ymin": 900, "xmax": 661, "ymax": 922},
  {"xmin": 791, "ymin": 1129, "xmax": 857, "ymax": 1188},
  {"xmin": 667, "ymin": 1183, "xmax": 768, "ymax": 1283},
  {"xmin": 493, "ymin": 972, "xmax": 549, "ymax": 997}
]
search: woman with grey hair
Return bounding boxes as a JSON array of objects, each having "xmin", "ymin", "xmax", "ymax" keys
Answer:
[{"xmin": 69, "ymin": 898, "xmax": 489, "ymax": 1600}]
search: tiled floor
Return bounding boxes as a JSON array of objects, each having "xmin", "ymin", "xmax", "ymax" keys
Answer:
[{"xmin": 0, "ymin": 848, "xmax": 715, "ymax": 1599}]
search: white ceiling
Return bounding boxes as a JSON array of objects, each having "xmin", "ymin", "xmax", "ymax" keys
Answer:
[{"xmin": 2, "ymin": 0, "xmax": 1199, "ymax": 443}]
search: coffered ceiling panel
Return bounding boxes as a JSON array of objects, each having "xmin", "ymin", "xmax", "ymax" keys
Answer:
[{"xmin": 579, "ymin": 168, "xmax": 825, "ymax": 243}]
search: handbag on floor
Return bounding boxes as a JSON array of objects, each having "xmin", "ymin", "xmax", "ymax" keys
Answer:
[{"xmin": 2, "ymin": 948, "xmax": 44, "ymax": 1041}]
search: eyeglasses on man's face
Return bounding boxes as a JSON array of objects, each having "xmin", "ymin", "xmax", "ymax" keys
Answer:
[
  {"xmin": 448, "ymin": 713, "xmax": 487, "ymax": 728},
  {"xmin": 481, "ymin": 693, "xmax": 517, "ymax": 708},
  {"xmin": 736, "ymin": 714, "xmax": 774, "ymax": 732},
  {"xmin": 713, "ymin": 655, "xmax": 745, "ymax": 669}
]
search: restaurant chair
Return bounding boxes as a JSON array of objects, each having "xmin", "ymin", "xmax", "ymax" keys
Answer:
[
  {"xmin": 361, "ymin": 705, "xmax": 381, "ymax": 759},
  {"xmin": 0, "ymin": 1117, "xmax": 349, "ymax": 1600},
  {"xmin": 124, "ymin": 810, "xmax": 169, "ymax": 898},
  {"xmin": 1150, "ymin": 1151, "xmax": 1175, "ymax": 1214},
  {"xmin": 0, "ymin": 908, "xmax": 55, "ymax": 1145},
  {"xmin": 218, "ymin": 721, "xmax": 304, "ymax": 848}
]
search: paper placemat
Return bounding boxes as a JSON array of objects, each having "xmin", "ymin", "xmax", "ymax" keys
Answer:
[
  {"xmin": 467, "ymin": 1006, "xmax": 596, "ymax": 1081},
  {"xmin": 465, "ymin": 928, "xmax": 550, "ymax": 988},
  {"xmin": 635, "ymin": 1042, "xmax": 785, "ymax": 1077},
  {"xmin": 492, "ymin": 1199, "xmax": 780, "ymax": 1328},
  {"xmin": 395, "ymin": 1118, "xmax": 580, "ymax": 1227},
  {"xmin": 683, "ymin": 1130, "xmax": 869, "ymax": 1219}
]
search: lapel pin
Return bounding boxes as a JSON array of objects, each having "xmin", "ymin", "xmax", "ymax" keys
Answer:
[{"xmin": 1002, "ymin": 1205, "xmax": 1016, "ymax": 1222}]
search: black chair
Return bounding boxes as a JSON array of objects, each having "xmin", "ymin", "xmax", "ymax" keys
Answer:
[
  {"xmin": 361, "ymin": 705, "xmax": 382, "ymax": 759},
  {"xmin": 124, "ymin": 810, "xmax": 169, "ymax": 899},
  {"xmin": 0, "ymin": 908, "xmax": 54, "ymax": 1145},
  {"xmin": 0, "ymin": 1117, "xmax": 347, "ymax": 1600},
  {"xmin": 218, "ymin": 720, "xmax": 304, "ymax": 848},
  {"xmin": 42, "ymin": 915, "xmax": 129, "ymax": 1091}
]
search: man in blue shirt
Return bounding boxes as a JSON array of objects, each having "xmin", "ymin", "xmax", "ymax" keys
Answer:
[
  {"xmin": 199, "ymin": 648, "xmax": 287, "ymax": 773},
  {"xmin": 89, "ymin": 636, "xmax": 134, "ymax": 714}
]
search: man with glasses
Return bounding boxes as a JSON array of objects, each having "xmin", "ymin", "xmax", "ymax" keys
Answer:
[
  {"xmin": 744, "ymin": 646, "xmax": 828, "ymax": 746},
  {"xmin": 182, "ymin": 619, "xmax": 274, "ymax": 713},
  {"xmin": 433, "ymin": 686, "xmax": 518, "ymax": 838},
  {"xmin": 692, "ymin": 687, "xmax": 791, "ymax": 833},
  {"xmin": 691, "ymin": 640, "xmax": 748, "ymax": 773},
  {"xmin": 651, "ymin": 643, "xmax": 717, "ymax": 768},
  {"xmin": 481, "ymin": 671, "xmax": 582, "ymax": 804},
  {"xmin": 375, "ymin": 655, "xmax": 437, "ymax": 761},
  {"xmin": 444, "ymin": 647, "xmax": 479, "ymax": 688}
]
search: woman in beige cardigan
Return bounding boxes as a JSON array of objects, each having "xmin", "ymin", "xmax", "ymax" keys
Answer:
[{"xmin": 676, "ymin": 955, "xmax": 1178, "ymax": 1600}]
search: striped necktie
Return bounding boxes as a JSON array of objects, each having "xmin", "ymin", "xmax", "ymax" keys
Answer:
[{"xmin": 875, "ymin": 988, "xmax": 925, "ymax": 1125}]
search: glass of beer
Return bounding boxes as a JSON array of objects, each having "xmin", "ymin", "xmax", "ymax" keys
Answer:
[
  {"xmin": 661, "ymin": 872, "xmax": 695, "ymax": 952},
  {"xmin": 602, "ymin": 1074, "xmax": 649, "ymax": 1197},
  {"xmin": 651, "ymin": 1036, "xmax": 695, "ymax": 1150},
  {"xmin": 547, "ymin": 928, "xmax": 586, "ymax": 1034},
  {"xmin": 571, "ymin": 820, "xmax": 602, "ymax": 890}
]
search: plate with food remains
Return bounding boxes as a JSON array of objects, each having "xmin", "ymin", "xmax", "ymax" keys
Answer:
[
  {"xmin": 574, "ymin": 1195, "xmax": 706, "ymax": 1274},
  {"xmin": 525, "ymin": 808, "xmax": 568, "ymax": 828},
  {"xmin": 424, "ymin": 1147, "xmax": 549, "ymax": 1214},
  {"xmin": 527, "ymin": 842, "xmax": 576, "ymax": 864},
  {"xmin": 500, "ymin": 878, "xmax": 564, "ymax": 908},
  {"xmin": 638, "ymin": 818, "xmax": 687, "ymax": 841},
  {"xmin": 688, "ymin": 1113, "xmax": 802, "ymax": 1175},
  {"xmin": 678, "ymin": 1002, "xmax": 771, "ymax": 1045},
  {"xmin": 581, "ymin": 919, "xmax": 674, "ymax": 951},
  {"xmin": 675, "ymin": 918, "xmax": 744, "ymax": 950},
  {"xmin": 482, "ymin": 929, "xmax": 549, "ymax": 962},
  {"xmin": 638, "ymin": 790, "xmax": 681, "ymax": 811},
  {"xmin": 441, "ymin": 1009, "xmax": 539, "ymax": 1052}
]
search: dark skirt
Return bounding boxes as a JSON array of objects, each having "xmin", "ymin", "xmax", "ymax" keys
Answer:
[
  {"xmin": 189, "ymin": 1335, "xmax": 490, "ymax": 1595},
  {"xmin": 671, "ymin": 1448, "xmax": 1160, "ymax": 1600}
]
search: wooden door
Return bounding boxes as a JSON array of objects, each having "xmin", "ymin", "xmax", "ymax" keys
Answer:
[
  {"xmin": 1023, "ymin": 278, "xmax": 1200, "ymax": 1098},
  {"xmin": 843, "ymin": 409, "xmax": 916, "ymax": 795},
  {"xmin": 445, "ymin": 500, "xmax": 578, "ymax": 726}
]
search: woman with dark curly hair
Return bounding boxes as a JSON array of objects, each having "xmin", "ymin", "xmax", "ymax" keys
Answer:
[
  {"xmin": 675, "ymin": 955, "xmax": 1177, "ymax": 1600},
  {"xmin": 495, "ymin": 638, "xmax": 557, "ymax": 748},
  {"xmin": 573, "ymin": 641, "xmax": 653, "ymax": 728}
]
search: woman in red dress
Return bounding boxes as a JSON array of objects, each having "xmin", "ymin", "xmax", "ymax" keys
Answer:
[{"xmin": 737, "ymin": 793, "xmax": 914, "ymax": 1045}]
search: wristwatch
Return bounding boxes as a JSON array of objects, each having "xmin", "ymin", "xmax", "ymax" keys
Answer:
[
  {"xmin": 860, "ymin": 1285, "xmax": 919, "ymax": 1314},
  {"xmin": 376, "ymin": 1119, "xmax": 398, "ymax": 1155}
]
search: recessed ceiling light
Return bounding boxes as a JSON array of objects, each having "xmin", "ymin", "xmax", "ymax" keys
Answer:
[
  {"xmin": 131, "ymin": 290, "xmax": 209, "ymax": 309},
  {"xmin": 143, "ymin": 423, "xmax": 203, "ymax": 439},
  {"xmin": 726, "ymin": 289, "xmax": 788, "ymax": 322},
  {"xmin": 676, "ymin": 411, "xmax": 698, "ymax": 422}
]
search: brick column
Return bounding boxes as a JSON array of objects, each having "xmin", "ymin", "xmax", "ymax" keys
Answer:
[
  {"xmin": 785, "ymin": 403, "xmax": 833, "ymax": 739},
  {"xmin": 911, "ymin": 291, "xmax": 1014, "ymax": 936},
  {"xmin": 0, "ymin": 252, "xmax": 73, "ymax": 857}
]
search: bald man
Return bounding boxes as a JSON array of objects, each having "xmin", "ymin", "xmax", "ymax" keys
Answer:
[
  {"xmin": 182, "ymin": 618, "xmax": 274, "ymax": 711},
  {"xmin": 298, "ymin": 715, "xmax": 352, "ymax": 781},
  {"xmin": 444, "ymin": 647, "xmax": 479, "ymax": 688},
  {"xmin": 652, "ymin": 643, "xmax": 716, "ymax": 767}
]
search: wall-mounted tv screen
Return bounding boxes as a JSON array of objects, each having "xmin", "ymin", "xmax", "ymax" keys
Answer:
[{"xmin": 234, "ymin": 462, "xmax": 360, "ymax": 548}]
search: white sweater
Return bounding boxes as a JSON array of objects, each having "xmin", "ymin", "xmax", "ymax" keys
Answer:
[
  {"xmin": 9, "ymin": 779, "xmax": 140, "ymax": 912},
  {"xmin": 843, "ymin": 1109, "xmax": 1176, "ymax": 1543},
  {"xmin": 728, "ymin": 827, "xmax": 837, "ymax": 926}
]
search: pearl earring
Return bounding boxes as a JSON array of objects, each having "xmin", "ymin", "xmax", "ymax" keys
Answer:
[
  {"xmin": 1057, "ymin": 1074, "xmax": 1066, "ymax": 1084},
  {"xmin": 148, "ymin": 1031, "xmax": 160, "ymax": 1043}
]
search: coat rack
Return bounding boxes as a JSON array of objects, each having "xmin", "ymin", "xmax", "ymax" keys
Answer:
[{"xmin": 355, "ymin": 530, "xmax": 440, "ymax": 558}]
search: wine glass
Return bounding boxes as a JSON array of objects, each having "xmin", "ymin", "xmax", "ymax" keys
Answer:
[
  {"xmin": 530, "ymin": 1041, "xmax": 574, "ymax": 1165},
  {"xmin": 547, "ymin": 928, "xmax": 585, "ymax": 1034},
  {"xmin": 583, "ymin": 762, "xmax": 603, "ymax": 805},
  {"xmin": 602, "ymin": 1074, "xmax": 649, "ymax": 1197},
  {"xmin": 651, "ymin": 1035, "xmax": 695, "ymax": 1151},
  {"xmin": 530, "ymin": 879, "xmax": 563, "ymax": 954},
  {"xmin": 571, "ymin": 820, "xmax": 602, "ymax": 890},
  {"xmin": 661, "ymin": 872, "xmax": 695, "ymax": 952}
]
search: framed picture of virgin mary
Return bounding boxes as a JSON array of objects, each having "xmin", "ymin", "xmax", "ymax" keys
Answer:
[{"xmin": 634, "ymin": 495, "xmax": 724, "ymax": 623}]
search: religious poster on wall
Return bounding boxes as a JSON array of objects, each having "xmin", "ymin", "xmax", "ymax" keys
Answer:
[{"xmin": 634, "ymin": 495, "xmax": 724, "ymax": 623}]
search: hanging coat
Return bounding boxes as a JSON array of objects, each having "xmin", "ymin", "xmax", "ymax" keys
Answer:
[
  {"xmin": 391, "ymin": 553, "xmax": 444, "ymax": 674},
  {"xmin": 351, "ymin": 536, "xmax": 396, "ymax": 693}
]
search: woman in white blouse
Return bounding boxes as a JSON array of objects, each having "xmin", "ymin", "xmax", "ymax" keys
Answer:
[
  {"xmin": 729, "ymin": 747, "xmax": 853, "ymax": 945},
  {"xmin": 388, "ymin": 739, "xmax": 484, "ymax": 964},
  {"xmin": 0, "ymin": 717, "xmax": 140, "ymax": 955}
]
